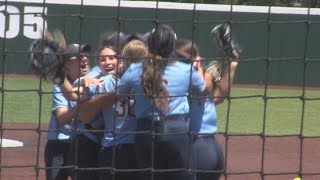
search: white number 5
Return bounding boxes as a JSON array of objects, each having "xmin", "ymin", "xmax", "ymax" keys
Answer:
[{"xmin": 23, "ymin": 6, "xmax": 47, "ymax": 39}]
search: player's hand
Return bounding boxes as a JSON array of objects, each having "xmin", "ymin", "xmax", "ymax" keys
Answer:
[
  {"xmin": 211, "ymin": 22, "xmax": 242, "ymax": 60},
  {"xmin": 192, "ymin": 56, "xmax": 202, "ymax": 69},
  {"xmin": 80, "ymin": 77, "xmax": 103, "ymax": 87}
]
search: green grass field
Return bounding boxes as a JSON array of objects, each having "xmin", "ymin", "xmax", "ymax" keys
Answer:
[
  {"xmin": 1, "ymin": 78, "xmax": 320, "ymax": 136},
  {"xmin": 216, "ymin": 87, "xmax": 320, "ymax": 136},
  {"xmin": 0, "ymin": 78, "xmax": 53, "ymax": 124}
]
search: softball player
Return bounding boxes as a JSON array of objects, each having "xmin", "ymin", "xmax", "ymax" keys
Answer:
[
  {"xmin": 68, "ymin": 32, "xmax": 132, "ymax": 180},
  {"xmin": 176, "ymin": 39, "xmax": 239, "ymax": 180},
  {"xmin": 117, "ymin": 24, "xmax": 207, "ymax": 180},
  {"xmin": 76, "ymin": 38, "xmax": 148, "ymax": 180},
  {"xmin": 97, "ymin": 39, "xmax": 149, "ymax": 180},
  {"xmin": 67, "ymin": 33, "xmax": 129, "ymax": 180},
  {"xmin": 45, "ymin": 43, "xmax": 91, "ymax": 180}
]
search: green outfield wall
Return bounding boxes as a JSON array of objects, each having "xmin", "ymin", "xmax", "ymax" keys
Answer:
[{"xmin": 1, "ymin": 0, "xmax": 320, "ymax": 86}]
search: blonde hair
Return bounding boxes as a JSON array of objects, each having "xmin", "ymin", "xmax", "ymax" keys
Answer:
[{"xmin": 121, "ymin": 39, "xmax": 149, "ymax": 65}]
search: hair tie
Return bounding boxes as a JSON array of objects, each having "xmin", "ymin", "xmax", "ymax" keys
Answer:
[{"xmin": 154, "ymin": 55, "xmax": 162, "ymax": 60}]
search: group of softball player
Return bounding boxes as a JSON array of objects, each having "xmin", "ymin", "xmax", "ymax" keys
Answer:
[{"xmin": 44, "ymin": 23, "xmax": 239, "ymax": 180}]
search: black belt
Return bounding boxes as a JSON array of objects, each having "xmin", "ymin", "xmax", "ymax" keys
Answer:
[
  {"xmin": 137, "ymin": 114, "xmax": 190, "ymax": 134},
  {"xmin": 85, "ymin": 123, "xmax": 95, "ymax": 130}
]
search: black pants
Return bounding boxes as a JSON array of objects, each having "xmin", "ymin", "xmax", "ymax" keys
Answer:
[
  {"xmin": 135, "ymin": 115, "xmax": 195, "ymax": 180},
  {"xmin": 45, "ymin": 140, "xmax": 70, "ymax": 180},
  {"xmin": 68, "ymin": 134, "xmax": 101, "ymax": 180},
  {"xmin": 194, "ymin": 135, "xmax": 224, "ymax": 180},
  {"xmin": 98, "ymin": 143, "xmax": 139, "ymax": 180}
]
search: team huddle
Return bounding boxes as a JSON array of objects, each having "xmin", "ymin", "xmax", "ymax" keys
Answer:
[{"xmin": 28, "ymin": 23, "xmax": 240, "ymax": 180}]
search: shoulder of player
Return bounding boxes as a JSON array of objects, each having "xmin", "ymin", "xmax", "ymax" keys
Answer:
[
  {"xmin": 98, "ymin": 74, "xmax": 118, "ymax": 92},
  {"xmin": 99, "ymin": 74, "xmax": 114, "ymax": 82},
  {"xmin": 84, "ymin": 68, "xmax": 101, "ymax": 78},
  {"xmin": 168, "ymin": 60, "xmax": 194, "ymax": 72},
  {"xmin": 126, "ymin": 62, "xmax": 143, "ymax": 73}
]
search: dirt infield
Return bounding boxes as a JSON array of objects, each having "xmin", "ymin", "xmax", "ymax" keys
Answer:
[
  {"xmin": 1, "ymin": 123, "xmax": 46, "ymax": 180},
  {"xmin": 215, "ymin": 135, "xmax": 320, "ymax": 180},
  {"xmin": 1, "ymin": 122, "xmax": 319, "ymax": 180},
  {"xmin": 2, "ymin": 74, "xmax": 39, "ymax": 79}
]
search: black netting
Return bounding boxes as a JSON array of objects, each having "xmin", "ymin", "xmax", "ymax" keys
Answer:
[{"xmin": 1, "ymin": 0, "xmax": 320, "ymax": 180}]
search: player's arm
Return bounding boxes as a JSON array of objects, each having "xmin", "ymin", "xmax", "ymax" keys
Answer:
[
  {"xmin": 59, "ymin": 77, "xmax": 79, "ymax": 101},
  {"xmin": 204, "ymin": 73, "xmax": 213, "ymax": 93},
  {"xmin": 52, "ymin": 85, "xmax": 79, "ymax": 125},
  {"xmin": 55, "ymin": 106, "xmax": 79, "ymax": 125},
  {"xmin": 78, "ymin": 76, "xmax": 114, "ymax": 123},
  {"xmin": 192, "ymin": 58, "xmax": 213, "ymax": 95},
  {"xmin": 189, "ymin": 64, "xmax": 210, "ymax": 96},
  {"xmin": 209, "ymin": 22, "xmax": 241, "ymax": 104},
  {"xmin": 60, "ymin": 76, "xmax": 102, "ymax": 102},
  {"xmin": 213, "ymin": 60, "xmax": 238, "ymax": 105},
  {"xmin": 78, "ymin": 92, "xmax": 116, "ymax": 124}
]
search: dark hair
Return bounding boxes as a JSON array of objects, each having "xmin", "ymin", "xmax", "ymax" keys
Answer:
[
  {"xmin": 147, "ymin": 24, "xmax": 176, "ymax": 58},
  {"xmin": 142, "ymin": 24, "xmax": 177, "ymax": 112},
  {"xmin": 99, "ymin": 32, "xmax": 128, "ymax": 53}
]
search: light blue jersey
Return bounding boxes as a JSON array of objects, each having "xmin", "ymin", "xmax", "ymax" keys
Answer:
[
  {"xmin": 77, "ymin": 113, "xmax": 104, "ymax": 144},
  {"xmin": 76, "ymin": 76, "xmax": 105, "ymax": 144},
  {"xmin": 72, "ymin": 65, "xmax": 103, "ymax": 86},
  {"xmin": 190, "ymin": 94, "xmax": 217, "ymax": 134},
  {"xmin": 92, "ymin": 75, "xmax": 136, "ymax": 147},
  {"xmin": 71, "ymin": 65, "xmax": 104, "ymax": 144},
  {"xmin": 47, "ymin": 85, "xmax": 76, "ymax": 141},
  {"xmin": 86, "ymin": 65, "xmax": 102, "ymax": 78},
  {"xmin": 118, "ymin": 61, "xmax": 206, "ymax": 119}
]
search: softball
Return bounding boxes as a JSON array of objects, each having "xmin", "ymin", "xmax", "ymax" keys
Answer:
[{"xmin": 293, "ymin": 177, "xmax": 301, "ymax": 180}]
